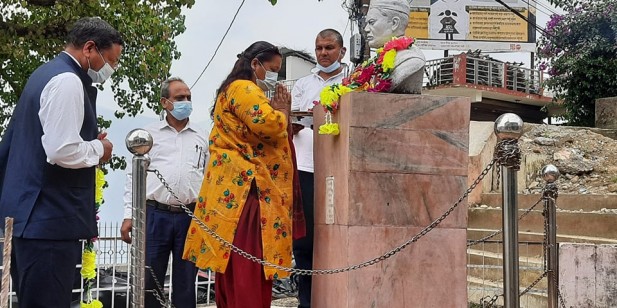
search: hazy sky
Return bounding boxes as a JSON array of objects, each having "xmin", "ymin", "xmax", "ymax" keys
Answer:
[{"xmin": 97, "ymin": 0, "xmax": 561, "ymax": 222}]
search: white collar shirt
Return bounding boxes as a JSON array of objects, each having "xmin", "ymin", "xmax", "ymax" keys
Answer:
[
  {"xmin": 123, "ymin": 119, "xmax": 208, "ymax": 219},
  {"xmin": 39, "ymin": 51, "xmax": 104, "ymax": 168},
  {"xmin": 291, "ymin": 68, "xmax": 345, "ymax": 173}
]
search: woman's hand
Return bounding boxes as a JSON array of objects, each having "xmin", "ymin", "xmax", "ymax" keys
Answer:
[{"xmin": 270, "ymin": 83, "xmax": 291, "ymax": 117}]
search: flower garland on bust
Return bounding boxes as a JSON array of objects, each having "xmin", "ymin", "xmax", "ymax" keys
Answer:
[
  {"xmin": 317, "ymin": 36, "xmax": 415, "ymax": 135},
  {"xmin": 81, "ymin": 167, "xmax": 106, "ymax": 308}
]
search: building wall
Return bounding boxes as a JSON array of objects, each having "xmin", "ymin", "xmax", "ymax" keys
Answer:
[{"xmin": 285, "ymin": 56, "xmax": 314, "ymax": 81}]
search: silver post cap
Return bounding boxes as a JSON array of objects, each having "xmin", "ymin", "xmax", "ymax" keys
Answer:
[
  {"xmin": 541, "ymin": 164, "xmax": 560, "ymax": 183},
  {"xmin": 125, "ymin": 129, "xmax": 153, "ymax": 155},
  {"xmin": 494, "ymin": 113, "xmax": 524, "ymax": 140}
]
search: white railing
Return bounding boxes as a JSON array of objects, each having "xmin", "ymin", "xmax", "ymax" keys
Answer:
[{"xmin": 0, "ymin": 222, "xmax": 216, "ymax": 307}]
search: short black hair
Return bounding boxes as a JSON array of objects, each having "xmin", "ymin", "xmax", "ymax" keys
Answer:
[
  {"xmin": 317, "ymin": 29, "xmax": 344, "ymax": 47},
  {"xmin": 66, "ymin": 17, "xmax": 124, "ymax": 50}
]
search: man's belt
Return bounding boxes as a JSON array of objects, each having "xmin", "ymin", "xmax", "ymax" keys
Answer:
[{"xmin": 146, "ymin": 200, "xmax": 195, "ymax": 213}]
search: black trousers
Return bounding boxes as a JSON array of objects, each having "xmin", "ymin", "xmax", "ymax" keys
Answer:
[
  {"xmin": 292, "ymin": 171, "xmax": 314, "ymax": 308},
  {"xmin": 11, "ymin": 237, "xmax": 81, "ymax": 307}
]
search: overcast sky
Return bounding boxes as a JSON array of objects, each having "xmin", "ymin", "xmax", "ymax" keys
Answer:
[{"xmin": 98, "ymin": 0, "xmax": 561, "ymax": 222}]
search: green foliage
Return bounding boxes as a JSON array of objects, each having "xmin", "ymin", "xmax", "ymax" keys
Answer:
[
  {"xmin": 537, "ymin": 0, "xmax": 617, "ymax": 126},
  {"xmin": 269, "ymin": 0, "xmax": 278, "ymax": 5},
  {"xmin": 0, "ymin": 0, "xmax": 196, "ymax": 137}
]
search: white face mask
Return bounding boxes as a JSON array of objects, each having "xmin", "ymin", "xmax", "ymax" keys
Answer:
[
  {"xmin": 87, "ymin": 48, "xmax": 115, "ymax": 83},
  {"xmin": 255, "ymin": 61, "xmax": 278, "ymax": 91}
]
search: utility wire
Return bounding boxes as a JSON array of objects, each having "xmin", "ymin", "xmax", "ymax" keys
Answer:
[
  {"xmin": 521, "ymin": 0, "xmax": 559, "ymax": 17},
  {"xmin": 534, "ymin": 0, "xmax": 560, "ymax": 16},
  {"xmin": 342, "ymin": 18, "xmax": 350, "ymax": 37},
  {"xmin": 520, "ymin": 0, "xmax": 553, "ymax": 17},
  {"xmin": 190, "ymin": 0, "xmax": 246, "ymax": 90},
  {"xmin": 494, "ymin": 0, "xmax": 550, "ymax": 37}
]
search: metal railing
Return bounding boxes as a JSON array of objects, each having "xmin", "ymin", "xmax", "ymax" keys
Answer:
[
  {"xmin": 423, "ymin": 54, "xmax": 544, "ymax": 96},
  {"xmin": 0, "ymin": 222, "xmax": 216, "ymax": 307}
]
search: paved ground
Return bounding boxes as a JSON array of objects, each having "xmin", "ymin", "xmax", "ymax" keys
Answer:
[{"xmin": 200, "ymin": 296, "xmax": 298, "ymax": 307}]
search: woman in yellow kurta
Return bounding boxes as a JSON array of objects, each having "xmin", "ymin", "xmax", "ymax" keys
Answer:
[{"xmin": 183, "ymin": 41, "xmax": 293, "ymax": 308}]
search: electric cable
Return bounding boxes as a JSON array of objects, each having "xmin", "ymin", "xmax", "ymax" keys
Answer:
[
  {"xmin": 189, "ymin": 0, "xmax": 246, "ymax": 90},
  {"xmin": 493, "ymin": 0, "xmax": 550, "ymax": 37},
  {"xmin": 520, "ymin": 0, "xmax": 554, "ymax": 17}
]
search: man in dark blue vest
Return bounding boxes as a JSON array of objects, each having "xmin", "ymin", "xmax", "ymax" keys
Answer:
[{"xmin": 0, "ymin": 17, "xmax": 122, "ymax": 307}]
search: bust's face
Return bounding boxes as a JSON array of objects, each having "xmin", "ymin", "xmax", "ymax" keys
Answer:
[{"xmin": 364, "ymin": 8, "xmax": 392, "ymax": 48}]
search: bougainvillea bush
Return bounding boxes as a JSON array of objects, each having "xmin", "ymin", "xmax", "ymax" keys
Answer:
[{"xmin": 538, "ymin": 0, "xmax": 617, "ymax": 126}]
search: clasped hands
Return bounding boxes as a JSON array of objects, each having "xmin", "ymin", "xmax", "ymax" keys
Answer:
[{"xmin": 270, "ymin": 83, "xmax": 291, "ymax": 117}]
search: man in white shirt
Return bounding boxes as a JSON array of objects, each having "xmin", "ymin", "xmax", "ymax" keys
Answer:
[
  {"xmin": 0, "ymin": 17, "xmax": 120, "ymax": 307},
  {"xmin": 120, "ymin": 77, "xmax": 208, "ymax": 308},
  {"xmin": 291, "ymin": 28, "xmax": 346, "ymax": 308}
]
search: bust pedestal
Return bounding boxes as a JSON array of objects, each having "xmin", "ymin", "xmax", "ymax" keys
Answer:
[{"xmin": 312, "ymin": 92, "xmax": 470, "ymax": 307}]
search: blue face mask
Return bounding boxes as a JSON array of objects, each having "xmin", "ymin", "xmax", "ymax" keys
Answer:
[
  {"xmin": 169, "ymin": 100, "xmax": 192, "ymax": 120},
  {"xmin": 316, "ymin": 61, "xmax": 341, "ymax": 74},
  {"xmin": 316, "ymin": 50, "xmax": 344, "ymax": 73}
]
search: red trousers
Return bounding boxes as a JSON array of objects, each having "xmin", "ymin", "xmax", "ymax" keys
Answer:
[{"xmin": 215, "ymin": 181, "xmax": 273, "ymax": 308}]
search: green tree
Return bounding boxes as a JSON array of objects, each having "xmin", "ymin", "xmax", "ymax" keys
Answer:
[
  {"xmin": 0, "ymin": 0, "xmax": 195, "ymax": 137},
  {"xmin": 538, "ymin": 0, "xmax": 617, "ymax": 126}
]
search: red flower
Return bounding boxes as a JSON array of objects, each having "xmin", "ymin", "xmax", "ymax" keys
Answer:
[
  {"xmin": 355, "ymin": 64, "xmax": 375, "ymax": 85},
  {"xmin": 368, "ymin": 79, "xmax": 393, "ymax": 93},
  {"xmin": 384, "ymin": 37, "xmax": 414, "ymax": 51},
  {"xmin": 376, "ymin": 51, "xmax": 386, "ymax": 65}
]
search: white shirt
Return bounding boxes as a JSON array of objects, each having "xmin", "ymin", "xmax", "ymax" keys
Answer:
[
  {"xmin": 291, "ymin": 69, "xmax": 345, "ymax": 173},
  {"xmin": 39, "ymin": 51, "xmax": 104, "ymax": 168},
  {"xmin": 123, "ymin": 119, "xmax": 208, "ymax": 219}
]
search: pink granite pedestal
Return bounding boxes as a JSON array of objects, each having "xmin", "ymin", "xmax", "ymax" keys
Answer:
[{"xmin": 312, "ymin": 92, "xmax": 470, "ymax": 308}]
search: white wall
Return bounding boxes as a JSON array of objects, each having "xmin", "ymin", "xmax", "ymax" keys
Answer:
[{"xmin": 286, "ymin": 56, "xmax": 314, "ymax": 81}]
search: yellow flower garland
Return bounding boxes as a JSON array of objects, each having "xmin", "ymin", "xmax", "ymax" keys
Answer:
[
  {"xmin": 81, "ymin": 167, "xmax": 106, "ymax": 307},
  {"xmin": 80, "ymin": 250, "xmax": 97, "ymax": 280}
]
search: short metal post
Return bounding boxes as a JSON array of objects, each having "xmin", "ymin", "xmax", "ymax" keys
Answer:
[
  {"xmin": 494, "ymin": 113, "xmax": 524, "ymax": 308},
  {"xmin": 126, "ymin": 129, "xmax": 153, "ymax": 308},
  {"xmin": 542, "ymin": 164, "xmax": 560, "ymax": 308}
]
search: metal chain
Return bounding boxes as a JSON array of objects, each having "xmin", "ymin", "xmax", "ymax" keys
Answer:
[
  {"xmin": 495, "ymin": 166, "xmax": 501, "ymax": 191},
  {"xmin": 493, "ymin": 138, "xmax": 521, "ymax": 191},
  {"xmin": 467, "ymin": 195, "xmax": 544, "ymax": 247},
  {"xmin": 479, "ymin": 294, "xmax": 501, "ymax": 307},
  {"xmin": 552, "ymin": 269, "xmax": 567, "ymax": 308},
  {"xmin": 146, "ymin": 266, "xmax": 174, "ymax": 308},
  {"xmin": 494, "ymin": 139, "xmax": 521, "ymax": 170},
  {"xmin": 479, "ymin": 269, "xmax": 550, "ymax": 307},
  {"xmin": 520, "ymin": 271, "xmax": 548, "ymax": 297},
  {"xmin": 151, "ymin": 158, "xmax": 496, "ymax": 275}
]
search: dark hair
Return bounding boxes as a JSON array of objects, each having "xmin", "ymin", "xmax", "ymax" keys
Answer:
[
  {"xmin": 317, "ymin": 28, "xmax": 344, "ymax": 47},
  {"xmin": 66, "ymin": 17, "xmax": 124, "ymax": 50},
  {"xmin": 211, "ymin": 41, "xmax": 282, "ymax": 118}
]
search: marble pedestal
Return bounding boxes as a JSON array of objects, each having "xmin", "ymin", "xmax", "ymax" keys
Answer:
[{"xmin": 312, "ymin": 92, "xmax": 470, "ymax": 308}]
